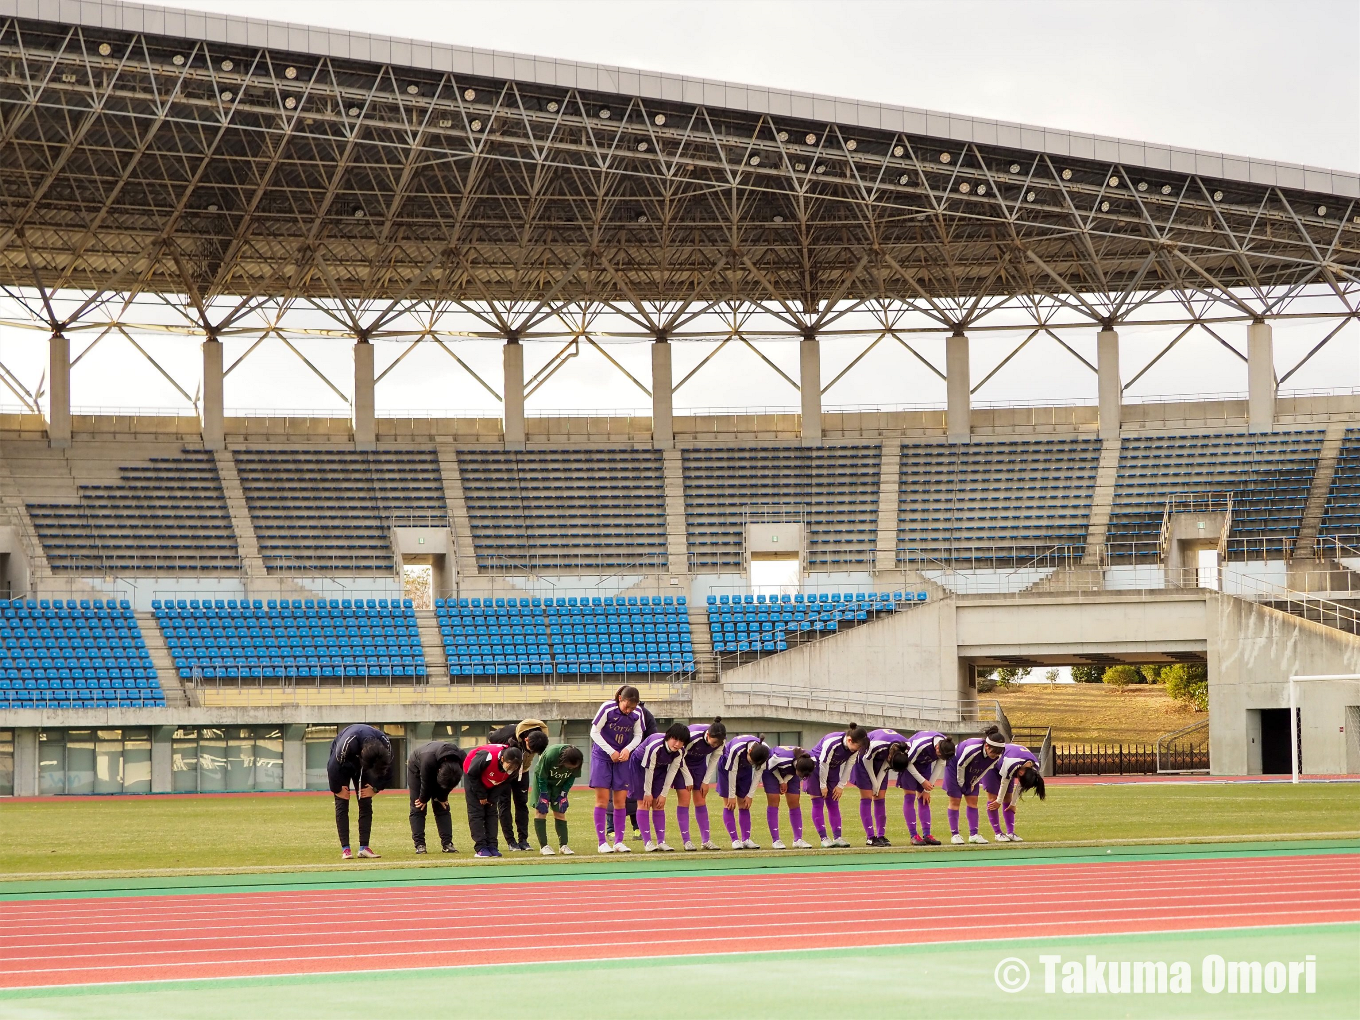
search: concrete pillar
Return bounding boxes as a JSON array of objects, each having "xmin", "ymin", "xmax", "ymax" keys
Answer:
[
  {"xmin": 800, "ymin": 335, "xmax": 822, "ymax": 445},
  {"xmin": 353, "ymin": 338, "xmax": 375, "ymax": 451},
  {"xmin": 503, "ymin": 338, "xmax": 525, "ymax": 450},
  {"xmin": 652, "ymin": 338, "xmax": 673, "ymax": 450},
  {"xmin": 946, "ymin": 331, "xmax": 970, "ymax": 443},
  {"xmin": 13, "ymin": 727, "xmax": 38, "ymax": 797},
  {"xmin": 1247, "ymin": 319, "xmax": 1275, "ymax": 433},
  {"xmin": 282, "ymin": 724, "xmax": 306, "ymax": 790},
  {"xmin": 1097, "ymin": 328, "xmax": 1121, "ymax": 440},
  {"xmin": 48, "ymin": 331, "xmax": 70, "ymax": 448},
  {"xmin": 201, "ymin": 337, "xmax": 224, "ymax": 450}
]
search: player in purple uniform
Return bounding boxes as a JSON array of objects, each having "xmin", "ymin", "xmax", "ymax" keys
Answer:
[
  {"xmin": 716, "ymin": 735, "xmax": 771, "ymax": 849},
  {"xmin": 896, "ymin": 730, "xmax": 957, "ymax": 846},
  {"xmin": 944, "ymin": 726, "xmax": 1005, "ymax": 844},
  {"xmin": 589, "ymin": 684, "xmax": 645, "ymax": 853},
  {"xmin": 761, "ymin": 745, "xmax": 817, "ymax": 849},
  {"xmin": 851, "ymin": 728, "xmax": 910, "ymax": 847},
  {"xmin": 676, "ymin": 717, "xmax": 726, "ymax": 850},
  {"xmin": 630, "ymin": 722, "xmax": 690, "ymax": 851},
  {"xmin": 980, "ymin": 742, "xmax": 1046, "ymax": 842},
  {"xmin": 802, "ymin": 724, "xmax": 870, "ymax": 848}
]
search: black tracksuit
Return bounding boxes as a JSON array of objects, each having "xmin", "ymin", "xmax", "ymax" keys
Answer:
[
  {"xmin": 487, "ymin": 722, "xmax": 548, "ymax": 848},
  {"xmin": 327, "ymin": 724, "xmax": 392, "ymax": 850},
  {"xmin": 463, "ymin": 748, "xmax": 512, "ymax": 853},
  {"xmin": 406, "ymin": 741, "xmax": 466, "ymax": 849}
]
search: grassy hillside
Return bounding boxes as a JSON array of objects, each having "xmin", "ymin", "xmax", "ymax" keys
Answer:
[{"xmin": 992, "ymin": 683, "xmax": 1207, "ymax": 743}]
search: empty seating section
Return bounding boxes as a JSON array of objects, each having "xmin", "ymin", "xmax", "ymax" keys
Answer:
[
  {"xmin": 26, "ymin": 450, "xmax": 237, "ymax": 572},
  {"xmin": 1106, "ymin": 431, "xmax": 1322, "ymax": 559},
  {"xmin": 154, "ymin": 598, "xmax": 426, "ymax": 682},
  {"xmin": 897, "ymin": 438, "xmax": 1100, "ymax": 566},
  {"xmin": 1319, "ymin": 429, "xmax": 1360, "ymax": 539},
  {"xmin": 0, "ymin": 598, "xmax": 163, "ymax": 708},
  {"xmin": 436, "ymin": 595, "xmax": 693, "ymax": 677},
  {"xmin": 684, "ymin": 447, "xmax": 881, "ymax": 569},
  {"xmin": 706, "ymin": 591, "xmax": 923, "ymax": 658},
  {"xmin": 233, "ymin": 449, "xmax": 446, "ymax": 572},
  {"xmin": 457, "ymin": 450, "xmax": 666, "ymax": 571}
]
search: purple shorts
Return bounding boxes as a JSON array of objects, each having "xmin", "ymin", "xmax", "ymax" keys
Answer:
[
  {"xmin": 589, "ymin": 746, "xmax": 632, "ymax": 791},
  {"xmin": 849, "ymin": 758, "xmax": 890, "ymax": 793},
  {"xmin": 942, "ymin": 765, "xmax": 971, "ymax": 798},
  {"xmin": 801, "ymin": 775, "xmax": 833, "ymax": 799},
  {"xmin": 629, "ymin": 762, "xmax": 675, "ymax": 801},
  {"xmin": 717, "ymin": 765, "xmax": 753, "ymax": 799},
  {"xmin": 980, "ymin": 767, "xmax": 1003, "ymax": 797},
  {"xmin": 762, "ymin": 769, "xmax": 798, "ymax": 795},
  {"xmin": 681, "ymin": 754, "xmax": 712, "ymax": 790}
]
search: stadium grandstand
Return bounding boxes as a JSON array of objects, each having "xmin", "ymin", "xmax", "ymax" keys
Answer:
[{"xmin": 0, "ymin": 0, "xmax": 1358, "ymax": 797}]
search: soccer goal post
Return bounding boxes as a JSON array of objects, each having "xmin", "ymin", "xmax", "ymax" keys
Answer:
[{"xmin": 1288, "ymin": 674, "xmax": 1360, "ymax": 784}]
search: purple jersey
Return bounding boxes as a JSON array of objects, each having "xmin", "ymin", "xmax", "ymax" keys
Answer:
[
  {"xmin": 809, "ymin": 730, "xmax": 860, "ymax": 793},
  {"xmin": 863, "ymin": 728, "xmax": 907, "ymax": 771},
  {"xmin": 682, "ymin": 723, "xmax": 722, "ymax": 786},
  {"xmin": 903, "ymin": 730, "xmax": 948, "ymax": 784},
  {"xmin": 590, "ymin": 700, "xmax": 644, "ymax": 754},
  {"xmin": 717, "ymin": 735, "xmax": 762, "ymax": 799},
  {"xmin": 631, "ymin": 732, "xmax": 684, "ymax": 799},
  {"xmin": 763, "ymin": 745, "xmax": 805, "ymax": 785},
  {"xmin": 945, "ymin": 737, "xmax": 996, "ymax": 796},
  {"xmin": 994, "ymin": 744, "xmax": 1039, "ymax": 790}
]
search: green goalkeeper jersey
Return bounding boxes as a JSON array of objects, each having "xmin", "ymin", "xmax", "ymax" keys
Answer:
[{"xmin": 532, "ymin": 744, "xmax": 582, "ymax": 798}]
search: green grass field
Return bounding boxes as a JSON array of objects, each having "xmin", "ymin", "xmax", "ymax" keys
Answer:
[{"xmin": 2, "ymin": 781, "xmax": 1357, "ymax": 880}]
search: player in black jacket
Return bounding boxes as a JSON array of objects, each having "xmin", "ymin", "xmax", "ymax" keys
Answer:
[
  {"xmin": 406, "ymin": 740, "xmax": 466, "ymax": 854},
  {"xmin": 327, "ymin": 724, "xmax": 394, "ymax": 860}
]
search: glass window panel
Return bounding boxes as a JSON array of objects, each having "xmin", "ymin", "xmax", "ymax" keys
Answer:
[
  {"xmin": 198, "ymin": 729, "xmax": 227, "ymax": 793},
  {"xmin": 172, "ymin": 738, "xmax": 200, "ymax": 793},
  {"xmin": 0, "ymin": 730, "xmax": 13, "ymax": 798},
  {"xmin": 94, "ymin": 737, "xmax": 123, "ymax": 795},
  {"xmin": 123, "ymin": 735, "xmax": 152, "ymax": 794},
  {"xmin": 66, "ymin": 732, "xmax": 95, "ymax": 795},
  {"xmin": 254, "ymin": 729, "xmax": 284, "ymax": 792},
  {"xmin": 226, "ymin": 735, "xmax": 254, "ymax": 792},
  {"xmin": 38, "ymin": 731, "xmax": 65, "ymax": 797},
  {"xmin": 305, "ymin": 738, "xmax": 331, "ymax": 791}
]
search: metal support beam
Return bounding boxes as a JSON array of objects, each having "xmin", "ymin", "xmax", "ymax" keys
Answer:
[
  {"xmin": 1097, "ymin": 328, "xmax": 1121, "ymax": 440},
  {"xmin": 201, "ymin": 336, "xmax": 224, "ymax": 451},
  {"xmin": 353, "ymin": 339, "xmax": 375, "ymax": 451},
  {"xmin": 652, "ymin": 338, "xmax": 673, "ymax": 450},
  {"xmin": 946, "ymin": 331, "xmax": 971, "ymax": 443},
  {"xmin": 503, "ymin": 339, "xmax": 525, "ymax": 450},
  {"xmin": 48, "ymin": 331, "xmax": 70, "ymax": 448},
  {"xmin": 1247, "ymin": 320, "xmax": 1275, "ymax": 433},
  {"xmin": 800, "ymin": 335, "xmax": 821, "ymax": 446}
]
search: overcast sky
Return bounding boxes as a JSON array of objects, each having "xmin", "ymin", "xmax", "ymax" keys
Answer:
[{"xmin": 2, "ymin": 0, "xmax": 1356, "ymax": 414}]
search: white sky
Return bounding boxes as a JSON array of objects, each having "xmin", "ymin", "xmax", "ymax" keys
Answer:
[{"xmin": 1, "ymin": 0, "xmax": 1356, "ymax": 416}]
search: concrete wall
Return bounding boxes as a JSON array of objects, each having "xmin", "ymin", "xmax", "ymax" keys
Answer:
[{"xmin": 1207, "ymin": 593, "xmax": 1360, "ymax": 776}]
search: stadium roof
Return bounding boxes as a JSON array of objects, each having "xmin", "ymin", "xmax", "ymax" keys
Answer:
[{"xmin": 1, "ymin": 0, "xmax": 1357, "ymax": 332}]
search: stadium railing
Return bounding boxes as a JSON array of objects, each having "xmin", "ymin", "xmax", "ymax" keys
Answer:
[
  {"xmin": 195, "ymin": 677, "xmax": 692, "ymax": 708},
  {"xmin": 720, "ymin": 681, "xmax": 998, "ymax": 730}
]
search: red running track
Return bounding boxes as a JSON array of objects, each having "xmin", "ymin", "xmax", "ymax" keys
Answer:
[{"xmin": 1, "ymin": 854, "xmax": 1356, "ymax": 988}]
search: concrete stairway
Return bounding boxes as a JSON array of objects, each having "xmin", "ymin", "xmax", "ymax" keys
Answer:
[
  {"xmin": 213, "ymin": 448, "xmax": 266, "ymax": 580},
  {"xmin": 1080, "ymin": 434, "xmax": 1123, "ymax": 566},
  {"xmin": 1291, "ymin": 421, "xmax": 1348, "ymax": 560},
  {"xmin": 873, "ymin": 438, "xmax": 901, "ymax": 572},
  {"xmin": 0, "ymin": 449, "xmax": 53, "ymax": 589},
  {"xmin": 685, "ymin": 600, "xmax": 719, "ymax": 684},
  {"xmin": 435, "ymin": 445, "xmax": 480, "ymax": 580},
  {"xmin": 663, "ymin": 449, "xmax": 688, "ymax": 575},
  {"xmin": 414, "ymin": 608, "xmax": 449, "ymax": 685},
  {"xmin": 137, "ymin": 610, "xmax": 190, "ymax": 707}
]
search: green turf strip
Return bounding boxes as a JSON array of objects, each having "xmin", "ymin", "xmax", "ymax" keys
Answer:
[
  {"xmin": 0, "ymin": 837, "xmax": 1355, "ymax": 900},
  {"xmin": 1, "ymin": 924, "xmax": 1354, "ymax": 1020}
]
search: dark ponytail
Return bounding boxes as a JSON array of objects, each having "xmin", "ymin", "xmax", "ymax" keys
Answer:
[
  {"xmin": 1018, "ymin": 768, "xmax": 1046, "ymax": 801},
  {"xmin": 887, "ymin": 743, "xmax": 910, "ymax": 772},
  {"xmin": 936, "ymin": 736, "xmax": 956, "ymax": 759},
  {"xmin": 748, "ymin": 741, "xmax": 771, "ymax": 768},
  {"xmin": 615, "ymin": 684, "xmax": 641, "ymax": 706},
  {"xmin": 793, "ymin": 751, "xmax": 816, "ymax": 778},
  {"xmin": 707, "ymin": 716, "xmax": 727, "ymax": 741},
  {"xmin": 845, "ymin": 722, "xmax": 870, "ymax": 747}
]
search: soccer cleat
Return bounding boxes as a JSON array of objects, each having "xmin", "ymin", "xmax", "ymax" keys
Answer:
[
  {"xmin": 559, "ymin": 845, "xmax": 575, "ymax": 855},
  {"xmin": 792, "ymin": 838, "xmax": 814, "ymax": 849},
  {"xmin": 910, "ymin": 834, "xmax": 927, "ymax": 846},
  {"xmin": 1008, "ymin": 833, "xmax": 1024, "ymax": 842},
  {"xmin": 921, "ymin": 835, "xmax": 942, "ymax": 846},
  {"xmin": 732, "ymin": 839, "xmax": 744, "ymax": 850},
  {"xmin": 832, "ymin": 836, "xmax": 851, "ymax": 848},
  {"xmin": 356, "ymin": 847, "xmax": 380, "ymax": 859},
  {"xmin": 656, "ymin": 842, "xmax": 676, "ymax": 852},
  {"xmin": 968, "ymin": 834, "xmax": 989, "ymax": 844},
  {"xmin": 340, "ymin": 847, "xmax": 354, "ymax": 860},
  {"xmin": 540, "ymin": 845, "xmax": 556, "ymax": 856},
  {"xmin": 683, "ymin": 840, "xmax": 697, "ymax": 852},
  {"xmin": 507, "ymin": 843, "xmax": 525, "ymax": 852},
  {"xmin": 489, "ymin": 848, "xmax": 503, "ymax": 858},
  {"xmin": 951, "ymin": 834, "xmax": 965, "ymax": 845},
  {"xmin": 771, "ymin": 839, "xmax": 787, "ymax": 849},
  {"xmin": 865, "ymin": 837, "xmax": 878, "ymax": 847},
  {"xmin": 614, "ymin": 841, "xmax": 631, "ymax": 853},
  {"xmin": 821, "ymin": 837, "xmax": 835, "ymax": 848},
  {"xmin": 643, "ymin": 841, "xmax": 658, "ymax": 852},
  {"xmin": 520, "ymin": 841, "xmax": 533, "ymax": 852},
  {"xmin": 475, "ymin": 849, "xmax": 495, "ymax": 858},
  {"xmin": 413, "ymin": 843, "xmax": 428, "ymax": 854},
  {"xmin": 878, "ymin": 837, "xmax": 893, "ymax": 847},
  {"xmin": 700, "ymin": 840, "xmax": 719, "ymax": 851},
  {"xmin": 598, "ymin": 842, "xmax": 615, "ymax": 854},
  {"xmin": 742, "ymin": 838, "xmax": 760, "ymax": 850},
  {"xmin": 441, "ymin": 842, "xmax": 458, "ymax": 853},
  {"xmin": 994, "ymin": 832, "xmax": 1012, "ymax": 842}
]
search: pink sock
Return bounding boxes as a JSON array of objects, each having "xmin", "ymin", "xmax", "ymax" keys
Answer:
[
  {"xmin": 858, "ymin": 799, "xmax": 874, "ymax": 839},
  {"xmin": 810, "ymin": 797, "xmax": 827, "ymax": 838},
  {"xmin": 695, "ymin": 805, "xmax": 711, "ymax": 842},
  {"xmin": 789, "ymin": 805, "xmax": 804, "ymax": 841},
  {"xmin": 873, "ymin": 798, "xmax": 887, "ymax": 838},
  {"xmin": 903, "ymin": 795, "xmax": 919, "ymax": 836},
  {"xmin": 593, "ymin": 806, "xmax": 607, "ymax": 844},
  {"xmin": 766, "ymin": 805, "xmax": 781, "ymax": 841},
  {"xmin": 827, "ymin": 799, "xmax": 842, "ymax": 837},
  {"xmin": 987, "ymin": 805, "xmax": 1002, "ymax": 835},
  {"xmin": 739, "ymin": 807, "xmax": 751, "ymax": 841},
  {"xmin": 967, "ymin": 805, "xmax": 979, "ymax": 835},
  {"xmin": 612, "ymin": 808, "xmax": 626, "ymax": 842},
  {"xmin": 919, "ymin": 799, "xmax": 932, "ymax": 836},
  {"xmin": 677, "ymin": 806, "xmax": 690, "ymax": 843},
  {"xmin": 947, "ymin": 808, "xmax": 960, "ymax": 836},
  {"xmin": 1004, "ymin": 806, "xmax": 1016, "ymax": 835},
  {"xmin": 722, "ymin": 807, "xmax": 738, "ymax": 841},
  {"xmin": 652, "ymin": 809, "xmax": 666, "ymax": 843},
  {"xmin": 638, "ymin": 810, "xmax": 651, "ymax": 844}
]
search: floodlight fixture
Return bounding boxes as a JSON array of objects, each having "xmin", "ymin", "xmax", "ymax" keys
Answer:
[
  {"xmin": 284, "ymin": 67, "xmax": 297, "ymax": 79},
  {"xmin": 221, "ymin": 59, "xmax": 233, "ymax": 71},
  {"xmin": 172, "ymin": 54, "xmax": 184, "ymax": 65},
  {"xmin": 1009, "ymin": 163, "xmax": 1020, "ymax": 173},
  {"xmin": 893, "ymin": 145, "xmax": 904, "ymax": 156},
  {"xmin": 1161, "ymin": 184, "xmax": 1172, "ymax": 195},
  {"xmin": 805, "ymin": 133, "xmax": 817, "ymax": 144},
  {"xmin": 845, "ymin": 139, "xmax": 857, "ymax": 150},
  {"xmin": 98, "ymin": 42, "xmax": 111, "ymax": 56},
  {"xmin": 1213, "ymin": 190, "xmax": 1223, "ymax": 201},
  {"xmin": 464, "ymin": 89, "xmax": 476, "ymax": 100},
  {"xmin": 546, "ymin": 100, "xmax": 559, "ymax": 113},
  {"xmin": 1061, "ymin": 168, "xmax": 1072, "ymax": 180},
  {"xmin": 406, "ymin": 84, "xmax": 419, "ymax": 95},
  {"xmin": 939, "ymin": 152, "xmax": 951, "ymax": 163}
]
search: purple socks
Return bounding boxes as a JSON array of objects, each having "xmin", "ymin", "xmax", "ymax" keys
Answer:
[
  {"xmin": 695, "ymin": 805, "xmax": 711, "ymax": 843},
  {"xmin": 947, "ymin": 807, "xmax": 960, "ymax": 836},
  {"xmin": 903, "ymin": 794, "xmax": 918, "ymax": 836},
  {"xmin": 919, "ymin": 799, "xmax": 932, "ymax": 837},
  {"xmin": 677, "ymin": 805, "xmax": 690, "ymax": 843},
  {"xmin": 858, "ymin": 798, "xmax": 874, "ymax": 839},
  {"xmin": 638, "ymin": 810, "xmax": 652, "ymax": 844},
  {"xmin": 966, "ymin": 805, "xmax": 979, "ymax": 836},
  {"xmin": 873, "ymin": 798, "xmax": 886, "ymax": 838},
  {"xmin": 826, "ymin": 799, "xmax": 842, "ymax": 837},
  {"xmin": 767, "ymin": 805, "xmax": 781, "ymax": 842},
  {"xmin": 810, "ymin": 797, "xmax": 827, "ymax": 839},
  {"xmin": 593, "ymin": 806, "xmax": 607, "ymax": 845},
  {"xmin": 1004, "ymin": 806, "xmax": 1016, "ymax": 835},
  {"xmin": 789, "ymin": 805, "xmax": 804, "ymax": 841},
  {"xmin": 739, "ymin": 808, "xmax": 751, "ymax": 841},
  {"xmin": 987, "ymin": 805, "xmax": 1002, "ymax": 836},
  {"xmin": 652, "ymin": 809, "xmax": 666, "ymax": 843},
  {"xmin": 612, "ymin": 808, "xmax": 626, "ymax": 843},
  {"xmin": 722, "ymin": 807, "xmax": 739, "ymax": 842}
]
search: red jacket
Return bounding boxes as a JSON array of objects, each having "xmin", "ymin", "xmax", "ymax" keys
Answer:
[{"xmin": 463, "ymin": 744, "xmax": 513, "ymax": 790}]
